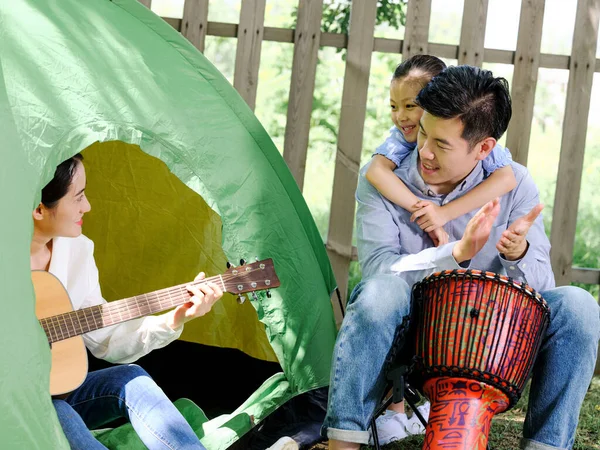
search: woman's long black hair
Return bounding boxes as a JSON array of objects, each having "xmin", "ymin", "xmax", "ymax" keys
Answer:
[{"xmin": 41, "ymin": 154, "xmax": 83, "ymax": 208}]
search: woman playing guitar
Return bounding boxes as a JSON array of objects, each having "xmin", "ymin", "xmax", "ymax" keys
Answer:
[{"xmin": 31, "ymin": 153, "xmax": 222, "ymax": 449}]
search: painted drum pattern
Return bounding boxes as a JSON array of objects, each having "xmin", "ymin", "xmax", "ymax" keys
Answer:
[{"xmin": 411, "ymin": 270, "xmax": 550, "ymax": 449}]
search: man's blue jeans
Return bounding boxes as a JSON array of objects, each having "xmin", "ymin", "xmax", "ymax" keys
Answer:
[
  {"xmin": 53, "ymin": 364, "xmax": 205, "ymax": 450},
  {"xmin": 321, "ymin": 274, "xmax": 600, "ymax": 450}
]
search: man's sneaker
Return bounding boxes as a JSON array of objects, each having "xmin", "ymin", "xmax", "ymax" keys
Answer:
[
  {"xmin": 405, "ymin": 401, "xmax": 430, "ymax": 435},
  {"xmin": 369, "ymin": 410, "xmax": 410, "ymax": 445},
  {"xmin": 265, "ymin": 436, "xmax": 299, "ymax": 450}
]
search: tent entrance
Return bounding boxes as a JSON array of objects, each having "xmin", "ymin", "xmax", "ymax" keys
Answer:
[
  {"xmin": 82, "ymin": 141, "xmax": 279, "ymax": 364},
  {"xmin": 81, "ymin": 140, "xmax": 286, "ymax": 412},
  {"xmin": 80, "ymin": 141, "xmax": 292, "ymax": 446}
]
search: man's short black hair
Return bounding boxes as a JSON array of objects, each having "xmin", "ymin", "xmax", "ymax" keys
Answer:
[{"xmin": 415, "ymin": 65, "xmax": 512, "ymax": 147}]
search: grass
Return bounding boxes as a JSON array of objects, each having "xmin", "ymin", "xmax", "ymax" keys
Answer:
[{"xmin": 310, "ymin": 376, "xmax": 600, "ymax": 450}]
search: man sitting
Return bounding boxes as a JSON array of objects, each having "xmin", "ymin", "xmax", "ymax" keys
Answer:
[{"xmin": 321, "ymin": 65, "xmax": 600, "ymax": 450}]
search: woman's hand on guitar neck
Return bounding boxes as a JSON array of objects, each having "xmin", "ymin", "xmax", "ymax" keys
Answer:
[{"xmin": 165, "ymin": 272, "xmax": 224, "ymax": 330}]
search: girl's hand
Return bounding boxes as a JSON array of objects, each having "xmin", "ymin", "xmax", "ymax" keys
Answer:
[
  {"xmin": 428, "ymin": 227, "xmax": 449, "ymax": 247},
  {"xmin": 410, "ymin": 200, "xmax": 449, "ymax": 232}
]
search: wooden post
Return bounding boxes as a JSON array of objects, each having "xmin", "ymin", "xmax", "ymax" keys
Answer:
[
  {"xmin": 458, "ymin": 0, "xmax": 489, "ymax": 67},
  {"xmin": 550, "ymin": 0, "xmax": 600, "ymax": 286},
  {"xmin": 326, "ymin": 1, "xmax": 377, "ymax": 312},
  {"xmin": 403, "ymin": 0, "xmax": 432, "ymax": 59},
  {"xmin": 282, "ymin": 0, "xmax": 323, "ymax": 191},
  {"xmin": 182, "ymin": 0, "xmax": 209, "ymax": 53},
  {"xmin": 505, "ymin": 0, "xmax": 546, "ymax": 166},
  {"xmin": 233, "ymin": 0, "xmax": 266, "ymax": 111}
]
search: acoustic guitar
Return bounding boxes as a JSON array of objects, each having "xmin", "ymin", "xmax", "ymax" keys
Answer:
[{"xmin": 33, "ymin": 258, "xmax": 280, "ymax": 396}]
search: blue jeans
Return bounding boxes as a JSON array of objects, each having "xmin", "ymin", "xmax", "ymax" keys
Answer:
[
  {"xmin": 321, "ymin": 274, "xmax": 600, "ymax": 450},
  {"xmin": 53, "ymin": 364, "xmax": 205, "ymax": 450}
]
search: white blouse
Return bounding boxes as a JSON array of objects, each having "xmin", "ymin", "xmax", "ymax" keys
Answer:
[{"xmin": 49, "ymin": 235, "xmax": 183, "ymax": 364}]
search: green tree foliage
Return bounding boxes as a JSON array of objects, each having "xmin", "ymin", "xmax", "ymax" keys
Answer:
[{"xmin": 321, "ymin": 0, "xmax": 407, "ymax": 35}]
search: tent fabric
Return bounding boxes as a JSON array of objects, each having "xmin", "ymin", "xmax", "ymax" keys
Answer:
[
  {"xmin": 92, "ymin": 374, "xmax": 291, "ymax": 450},
  {"xmin": 82, "ymin": 141, "xmax": 279, "ymax": 363},
  {"xmin": 0, "ymin": 0, "xmax": 338, "ymax": 448}
]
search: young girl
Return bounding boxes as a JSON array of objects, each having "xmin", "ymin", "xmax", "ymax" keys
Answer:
[
  {"xmin": 367, "ymin": 55, "xmax": 517, "ymax": 446},
  {"xmin": 31, "ymin": 154, "xmax": 222, "ymax": 449},
  {"xmin": 366, "ymin": 55, "xmax": 517, "ymax": 247}
]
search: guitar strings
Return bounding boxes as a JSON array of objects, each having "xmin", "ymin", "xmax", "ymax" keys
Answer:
[
  {"xmin": 40, "ymin": 266, "xmax": 275, "ymax": 342},
  {"xmin": 40, "ymin": 275, "xmax": 255, "ymax": 342},
  {"xmin": 43, "ymin": 269, "xmax": 264, "ymax": 326},
  {"xmin": 47, "ymin": 268, "xmax": 270, "ymax": 323}
]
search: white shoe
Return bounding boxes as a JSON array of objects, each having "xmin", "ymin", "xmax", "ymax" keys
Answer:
[
  {"xmin": 265, "ymin": 436, "xmax": 299, "ymax": 450},
  {"xmin": 369, "ymin": 410, "xmax": 410, "ymax": 445},
  {"xmin": 405, "ymin": 401, "xmax": 430, "ymax": 435}
]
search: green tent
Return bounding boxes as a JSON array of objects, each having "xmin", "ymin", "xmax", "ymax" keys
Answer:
[{"xmin": 0, "ymin": 0, "xmax": 337, "ymax": 448}]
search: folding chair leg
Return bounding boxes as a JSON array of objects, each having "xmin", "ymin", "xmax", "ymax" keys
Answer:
[
  {"xmin": 370, "ymin": 415, "xmax": 380, "ymax": 450},
  {"xmin": 370, "ymin": 366, "xmax": 408, "ymax": 449},
  {"xmin": 403, "ymin": 384, "xmax": 427, "ymax": 429}
]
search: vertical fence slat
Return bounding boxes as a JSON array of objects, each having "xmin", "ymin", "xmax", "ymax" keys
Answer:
[
  {"xmin": 550, "ymin": 0, "xmax": 600, "ymax": 286},
  {"xmin": 326, "ymin": 1, "xmax": 377, "ymax": 310},
  {"xmin": 283, "ymin": 0, "xmax": 324, "ymax": 191},
  {"xmin": 233, "ymin": 0, "xmax": 266, "ymax": 111},
  {"xmin": 182, "ymin": 0, "xmax": 209, "ymax": 52},
  {"xmin": 138, "ymin": 0, "xmax": 152, "ymax": 8},
  {"xmin": 458, "ymin": 0, "xmax": 489, "ymax": 66},
  {"xmin": 505, "ymin": 0, "xmax": 546, "ymax": 166},
  {"xmin": 403, "ymin": 0, "xmax": 432, "ymax": 59}
]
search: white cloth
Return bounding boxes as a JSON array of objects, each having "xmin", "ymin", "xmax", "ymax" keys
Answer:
[
  {"xmin": 48, "ymin": 235, "xmax": 183, "ymax": 364},
  {"xmin": 369, "ymin": 402, "xmax": 430, "ymax": 445},
  {"xmin": 265, "ymin": 437, "xmax": 299, "ymax": 450}
]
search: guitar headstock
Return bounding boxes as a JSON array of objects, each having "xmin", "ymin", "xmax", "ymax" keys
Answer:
[{"xmin": 222, "ymin": 258, "xmax": 280, "ymax": 295}]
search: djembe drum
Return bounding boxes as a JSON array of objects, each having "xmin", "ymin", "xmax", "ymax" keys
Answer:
[{"xmin": 411, "ymin": 269, "xmax": 550, "ymax": 450}]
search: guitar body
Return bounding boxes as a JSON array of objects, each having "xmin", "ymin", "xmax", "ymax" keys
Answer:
[{"xmin": 33, "ymin": 271, "xmax": 88, "ymax": 396}]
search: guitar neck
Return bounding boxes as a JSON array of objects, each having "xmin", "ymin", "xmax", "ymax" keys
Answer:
[{"xmin": 40, "ymin": 274, "xmax": 226, "ymax": 344}]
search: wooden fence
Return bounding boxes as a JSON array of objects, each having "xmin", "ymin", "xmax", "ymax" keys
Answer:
[{"xmin": 140, "ymin": 0, "xmax": 600, "ymax": 326}]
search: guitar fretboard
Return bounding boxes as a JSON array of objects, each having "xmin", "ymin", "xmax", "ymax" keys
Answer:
[{"xmin": 39, "ymin": 275, "xmax": 225, "ymax": 344}]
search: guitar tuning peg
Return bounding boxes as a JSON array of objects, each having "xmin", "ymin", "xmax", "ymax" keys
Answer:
[
  {"xmin": 237, "ymin": 294, "xmax": 245, "ymax": 304},
  {"xmin": 266, "ymin": 289, "xmax": 271, "ymax": 298},
  {"xmin": 240, "ymin": 258, "xmax": 246, "ymax": 266},
  {"xmin": 227, "ymin": 261, "xmax": 233, "ymax": 269},
  {"xmin": 251, "ymin": 292, "xmax": 259, "ymax": 301}
]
